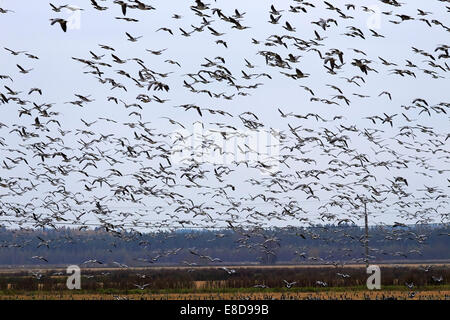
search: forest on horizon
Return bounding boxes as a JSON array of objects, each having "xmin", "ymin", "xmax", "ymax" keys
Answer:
[{"xmin": 0, "ymin": 224, "xmax": 448, "ymax": 266}]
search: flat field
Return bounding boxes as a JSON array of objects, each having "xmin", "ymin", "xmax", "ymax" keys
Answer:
[{"xmin": 0, "ymin": 264, "xmax": 448, "ymax": 300}]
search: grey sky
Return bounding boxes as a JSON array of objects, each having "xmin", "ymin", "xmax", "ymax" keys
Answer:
[{"xmin": 0, "ymin": 0, "xmax": 449, "ymax": 231}]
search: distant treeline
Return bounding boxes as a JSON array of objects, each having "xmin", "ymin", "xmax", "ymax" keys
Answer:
[{"xmin": 0, "ymin": 224, "xmax": 448, "ymax": 266}]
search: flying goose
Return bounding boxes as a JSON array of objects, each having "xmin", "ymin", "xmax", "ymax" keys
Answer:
[{"xmin": 50, "ymin": 18, "xmax": 68, "ymax": 32}]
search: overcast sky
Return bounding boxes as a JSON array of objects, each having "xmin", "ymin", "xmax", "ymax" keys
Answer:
[{"xmin": 0, "ymin": 0, "xmax": 449, "ymax": 230}]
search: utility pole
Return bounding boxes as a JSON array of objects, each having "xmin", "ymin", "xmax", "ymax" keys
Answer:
[{"xmin": 364, "ymin": 201, "xmax": 369, "ymax": 268}]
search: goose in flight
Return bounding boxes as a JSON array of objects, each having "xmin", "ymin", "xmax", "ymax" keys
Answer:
[
  {"xmin": 28, "ymin": 88, "xmax": 42, "ymax": 95},
  {"xmin": 0, "ymin": 8, "xmax": 14, "ymax": 14},
  {"xmin": 134, "ymin": 283, "xmax": 150, "ymax": 290},
  {"xmin": 17, "ymin": 64, "xmax": 33, "ymax": 74},
  {"xmin": 381, "ymin": 113, "xmax": 397, "ymax": 127},
  {"xmin": 91, "ymin": 0, "xmax": 108, "ymax": 11},
  {"xmin": 74, "ymin": 94, "xmax": 94, "ymax": 102},
  {"xmin": 336, "ymin": 272, "xmax": 350, "ymax": 278},
  {"xmin": 332, "ymin": 95, "xmax": 351, "ymax": 105},
  {"xmin": 300, "ymin": 85, "xmax": 315, "ymax": 96},
  {"xmin": 36, "ymin": 236, "xmax": 50, "ymax": 248},
  {"xmin": 50, "ymin": 18, "xmax": 67, "ymax": 32},
  {"xmin": 30, "ymin": 271, "xmax": 44, "ymax": 280},
  {"xmin": 0, "ymin": 75, "xmax": 13, "ymax": 82},
  {"xmin": 114, "ymin": 0, "xmax": 127, "ymax": 16},
  {"xmin": 283, "ymin": 280, "xmax": 296, "ymax": 289},
  {"xmin": 146, "ymin": 48, "xmax": 167, "ymax": 55},
  {"xmin": 26, "ymin": 53, "xmax": 39, "ymax": 59},
  {"xmin": 270, "ymin": 5, "xmax": 283, "ymax": 16},
  {"xmin": 113, "ymin": 261, "xmax": 129, "ymax": 268},
  {"xmin": 370, "ymin": 29, "xmax": 385, "ymax": 38},
  {"xmin": 378, "ymin": 56, "xmax": 397, "ymax": 66},
  {"xmin": 99, "ymin": 44, "xmax": 115, "ymax": 51},
  {"xmin": 89, "ymin": 51, "xmax": 104, "ymax": 60},
  {"xmin": 379, "ymin": 91, "xmax": 392, "ymax": 100},
  {"xmin": 314, "ymin": 30, "xmax": 327, "ymax": 41},
  {"xmin": 419, "ymin": 265, "xmax": 432, "ymax": 272},
  {"xmin": 4, "ymin": 47, "xmax": 26, "ymax": 55},
  {"xmin": 82, "ymin": 259, "xmax": 103, "ymax": 264},
  {"xmin": 220, "ymin": 267, "xmax": 236, "ymax": 275},
  {"xmin": 161, "ymin": 117, "xmax": 185, "ymax": 129},
  {"xmin": 244, "ymin": 58, "xmax": 256, "ymax": 69},
  {"xmin": 179, "ymin": 28, "xmax": 193, "ymax": 37},
  {"xmin": 125, "ymin": 32, "xmax": 142, "ymax": 42},
  {"xmin": 31, "ymin": 255, "xmax": 48, "ymax": 263},
  {"xmin": 156, "ymin": 27, "xmax": 174, "ymax": 35},
  {"xmin": 268, "ymin": 14, "xmax": 281, "ymax": 24},
  {"xmin": 49, "ymin": 3, "xmax": 68, "ymax": 12},
  {"xmin": 111, "ymin": 54, "xmax": 127, "ymax": 64},
  {"xmin": 115, "ymin": 17, "xmax": 137, "ymax": 23},
  {"xmin": 165, "ymin": 59, "xmax": 181, "ymax": 67},
  {"xmin": 4, "ymin": 85, "xmax": 21, "ymax": 95},
  {"xmin": 281, "ymin": 68, "xmax": 310, "ymax": 79},
  {"xmin": 283, "ymin": 21, "xmax": 296, "ymax": 32},
  {"xmin": 208, "ymin": 26, "xmax": 225, "ymax": 36}
]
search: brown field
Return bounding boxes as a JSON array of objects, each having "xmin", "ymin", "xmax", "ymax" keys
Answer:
[
  {"xmin": 0, "ymin": 263, "xmax": 448, "ymax": 300},
  {"xmin": 0, "ymin": 290, "xmax": 449, "ymax": 300}
]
